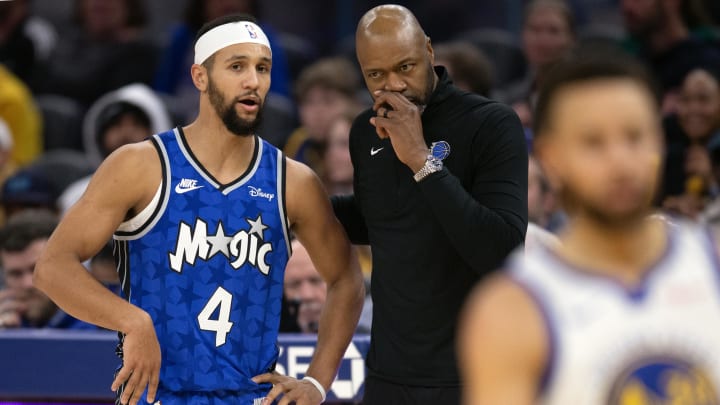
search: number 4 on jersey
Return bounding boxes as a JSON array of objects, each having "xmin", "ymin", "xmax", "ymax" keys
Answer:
[{"xmin": 198, "ymin": 286, "xmax": 234, "ymax": 346}]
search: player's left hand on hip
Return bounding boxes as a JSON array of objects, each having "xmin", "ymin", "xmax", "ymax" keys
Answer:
[
  {"xmin": 253, "ymin": 373, "xmax": 324, "ymax": 405},
  {"xmin": 370, "ymin": 90, "xmax": 428, "ymax": 172}
]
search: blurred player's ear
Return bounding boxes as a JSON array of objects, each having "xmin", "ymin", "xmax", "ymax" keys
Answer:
[
  {"xmin": 534, "ymin": 136, "xmax": 563, "ymax": 192},
  {"xmin": 191, "ymin": 64, "xmax": 209, "ymax": 92}
]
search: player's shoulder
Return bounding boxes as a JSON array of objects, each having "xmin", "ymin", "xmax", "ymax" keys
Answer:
[
  {"xmin": 103, "ymin": 140, "xmax": 159, "ymax": 171},
  {"xmin": 91, "ymin": 139, "xmax": 161, "ymax": 189},
  {"xmin": 284, "ymin": 156, "xmax": 319, "ymax": 184}
]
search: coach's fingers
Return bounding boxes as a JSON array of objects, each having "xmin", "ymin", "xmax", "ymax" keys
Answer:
[{"xmin": 369, "ymin": 117, "xmax": 390, "ymax": 139}]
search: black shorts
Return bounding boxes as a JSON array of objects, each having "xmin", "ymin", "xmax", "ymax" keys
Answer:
[{"xmin": 361, "ymin": 376, "xmax": 461, "ymax": 405}]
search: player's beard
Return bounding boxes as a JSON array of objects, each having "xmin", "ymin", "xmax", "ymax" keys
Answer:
[
  {"xmin": 560, "ymin": 185, "xmax": 653, "ymax": 230},
  {"xmin": 207, "ymin": 76, "xmax": 263, "ymax": 137}
]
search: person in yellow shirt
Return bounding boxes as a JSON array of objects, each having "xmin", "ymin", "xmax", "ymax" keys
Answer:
[{"xmin": 0, "ymin": 64, "xmax": 42, "ymax": 166}]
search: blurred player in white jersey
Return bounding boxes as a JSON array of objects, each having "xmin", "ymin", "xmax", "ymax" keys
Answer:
[{"xmin": 458, "ymin": 51, "xmax": 720, "ymax": 405}]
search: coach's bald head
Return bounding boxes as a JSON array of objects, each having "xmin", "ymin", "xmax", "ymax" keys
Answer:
[{"xmin": 355, "ymin": 5, "xmax": 437, "ymax": 105}]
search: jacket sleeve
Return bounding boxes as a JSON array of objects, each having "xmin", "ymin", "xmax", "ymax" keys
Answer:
[
  {"xmin": 417, "ymin": 103, "xmax": 528, "ymax": 274},
  {"xmin": 330, "ymin": 194, "xmax": 369, "ymax": 245}
]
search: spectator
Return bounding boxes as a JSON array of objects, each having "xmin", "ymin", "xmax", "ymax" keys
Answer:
[
  {"xmin": 88, "ymin": 241, "xmax": 120, "ymax": 297},
  {"xmin": 284, "ymin": 239, "xmax": 327, "ymax": 334},
  {"xmin": 0, "ymin": 0, "xmax": 57, "ymax": 83},
  {"xmin": 32, "ymin": 0, "xmax": 159, "ymax": 106},
  {"xmin": 661, "ymin": 67, "xmax": 720, "ymax": 217},
  {"xmin": 284, "ymin": 57, "xmax": 361, "ymax": 176},
  {"xmin": 433, "ymin": 41, "xmax": 493, "ymax": 97},
  {"xmin": 496, "ymin": 0, "xmax": 576, "ymax": 128},
  {"xmin": 621, "ymin": 0, "xmax": 720, "ymax": 114},
  {"xmin": 1, "ymin": 168, "xmax": 57, "ymax": 219},
  {"xmin": 58, "ymin": 83, "xmax": 172, "ymax": 213},
  {"xmin": 283, "ymin": 239, "xmax": 372, "ymax": 335},
  {"xmin": 153, "ymin": 0, "xmax": 291, "ymax": 124},
  {"xmin": 323, "ymin": 108, "xmax": 360, "ymax": 196},
  {"xmin": 0, "ymin": 210, "xmax": 93, "ymax": 329},
  {"xmin": 0, "ymin": 118, "xmax": 15, "ymax": 186},
  {"xmin": 0, "ymin": 64, "xmax": 41, "ymax": 166}
]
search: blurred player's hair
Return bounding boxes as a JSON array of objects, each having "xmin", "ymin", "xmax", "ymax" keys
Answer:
[{"xmin": 533, "ymin": 48, "xmax": 659, "ymax": 136}]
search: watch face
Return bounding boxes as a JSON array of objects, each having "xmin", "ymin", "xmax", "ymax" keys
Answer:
[{"xmin": 430, "ymin": 141, "xmax": 451, "ymax": 161}]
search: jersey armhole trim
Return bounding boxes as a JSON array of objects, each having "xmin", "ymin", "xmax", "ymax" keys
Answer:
[
  {"xmin": 277, "ymin": 151, "xmax": 292, "ymax": 255},
  {"xmin": 114, "ymin": 136, "xmax": 170, "ymax": 239},
  {"xmin": 700, "ymin": 225, "xmax": 720, "ymax": 297},
  {"xmin": 507, "ymin": 273, "xmax": 558, "ymax": 401}
]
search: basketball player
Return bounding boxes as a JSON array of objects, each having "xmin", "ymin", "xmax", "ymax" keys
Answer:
[
  {"xmin": 458, "ymin": 53, "xmax": 720, "ymax": 404},
  {"xmin": 34, "ymin": 14, "xmax": 364, "ymax": 405}
]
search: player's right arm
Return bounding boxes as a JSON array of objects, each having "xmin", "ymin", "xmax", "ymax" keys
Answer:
[
  {"xmin": 457, "ymin": 274, "xmax": 548, "ymax": 405},
  {"xmin": 34, "ymin": 141, "xmax": 162, "ymax": 405}
]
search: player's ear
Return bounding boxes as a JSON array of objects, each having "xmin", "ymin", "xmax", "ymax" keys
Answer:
[
  {"xmin": 533, "ymin": 136, "xmax": 562, "ymax": 192},
  {"xmin": 191, "ymin": 64, "xmax": 209, "ymax": 92}
]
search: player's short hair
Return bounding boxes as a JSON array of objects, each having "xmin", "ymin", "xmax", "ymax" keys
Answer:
[{"xmin": 533, "ymin": 48, "xmax": 658, "ymax": 137}]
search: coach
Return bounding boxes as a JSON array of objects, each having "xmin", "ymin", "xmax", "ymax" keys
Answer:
[{"xmin": 332, "ymin": 4, "xmax": 528, "ymax": 405}]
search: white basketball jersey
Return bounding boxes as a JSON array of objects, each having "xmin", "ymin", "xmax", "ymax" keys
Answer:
[{"xmin": 508, "ymin": 222, "xmax": 720, "ymax": 405}]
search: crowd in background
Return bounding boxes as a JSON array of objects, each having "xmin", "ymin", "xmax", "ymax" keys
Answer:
[{"xmin": 1, "ymin": 0, "xmax": 720, "ymax": 331}]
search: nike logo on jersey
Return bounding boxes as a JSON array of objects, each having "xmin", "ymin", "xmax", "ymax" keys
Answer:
[
  {"xmin": 175, "ymin": 178, "xmax": 204, "ymax": 194},
  {"xmin": 370, "ymin": 147, "xmax": 384, "ymax": 156}
]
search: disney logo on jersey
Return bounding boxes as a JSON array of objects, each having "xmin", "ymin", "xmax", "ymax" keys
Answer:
[
  {"xmin": 248, "ymin": 186, "xmax": 275, "ymax": 201},
  {"xmin": 169, "ymin": 215, "xmax": 273, "ymax": 275}
]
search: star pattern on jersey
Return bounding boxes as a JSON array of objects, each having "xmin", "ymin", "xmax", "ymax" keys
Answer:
[
  {"xmin": 246, "ymin": 214, "xmax": 268, "ymax": 240},
  {"xmin": 207, "ymin": 222, "xmax": 233, "ymax": 258}
]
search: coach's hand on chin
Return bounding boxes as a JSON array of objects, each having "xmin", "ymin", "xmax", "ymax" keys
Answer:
[{"xmin": 253, "ymin": 372, "xmax": 325, "ymax": 405}]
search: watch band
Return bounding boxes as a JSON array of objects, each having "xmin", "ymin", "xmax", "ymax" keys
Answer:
[{"xmin": 413, "ymin": 156, "xmax": 443, "ymax": 182}]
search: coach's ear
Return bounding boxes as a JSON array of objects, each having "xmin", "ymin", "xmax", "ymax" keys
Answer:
[{"xmin": 191, "ymin": 64, "xmax": 209, "ymax": 92}]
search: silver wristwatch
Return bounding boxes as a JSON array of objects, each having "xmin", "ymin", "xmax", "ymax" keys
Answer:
[{"xmin": 413, "ymin": 155, "xmax": 443, "ymax": 182}]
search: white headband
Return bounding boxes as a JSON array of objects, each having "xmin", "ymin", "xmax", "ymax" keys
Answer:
[{"xmin": 194, "ymin": 21, "xmax": 271, "ymax": 65}]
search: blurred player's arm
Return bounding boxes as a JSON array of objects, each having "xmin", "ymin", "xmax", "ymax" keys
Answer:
[
  {"xmin": 34, "ymin": 142, "xmax": 161, "ymax": 405},
  {"xmin": 255, "ymin": 159, "xmax": 365, "ymax": 405},
  {"xmin": 458, "ymin": 275, "xmax": 547, "ymax": 405}
]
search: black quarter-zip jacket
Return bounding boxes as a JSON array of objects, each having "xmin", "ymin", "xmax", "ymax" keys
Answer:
[{"xmin": 333, "ymin": 67, "xmax": 528, "ymax": 386}]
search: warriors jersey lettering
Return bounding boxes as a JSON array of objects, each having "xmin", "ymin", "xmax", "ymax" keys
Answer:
[
  {"xmin": 113, "ymin": 127, "xmax": 291, "ymax": 401},
  {"xmin": 508, "ymin": 222, "xmax": 720, "ymax": 405}
]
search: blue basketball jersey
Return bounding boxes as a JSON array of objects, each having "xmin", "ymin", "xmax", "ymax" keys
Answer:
[{"xmin": 113, "ymin": 127, "xmax": 291, "ymax": 402}]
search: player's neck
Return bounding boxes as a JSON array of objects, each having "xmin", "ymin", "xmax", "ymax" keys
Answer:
[
  {"xmin": 181, "ymin": 118, "xmax": 257, "ymax": 184},
  {"xmin": 557, "ymin": 214, "xmax": 668, "ymax": 286}
]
